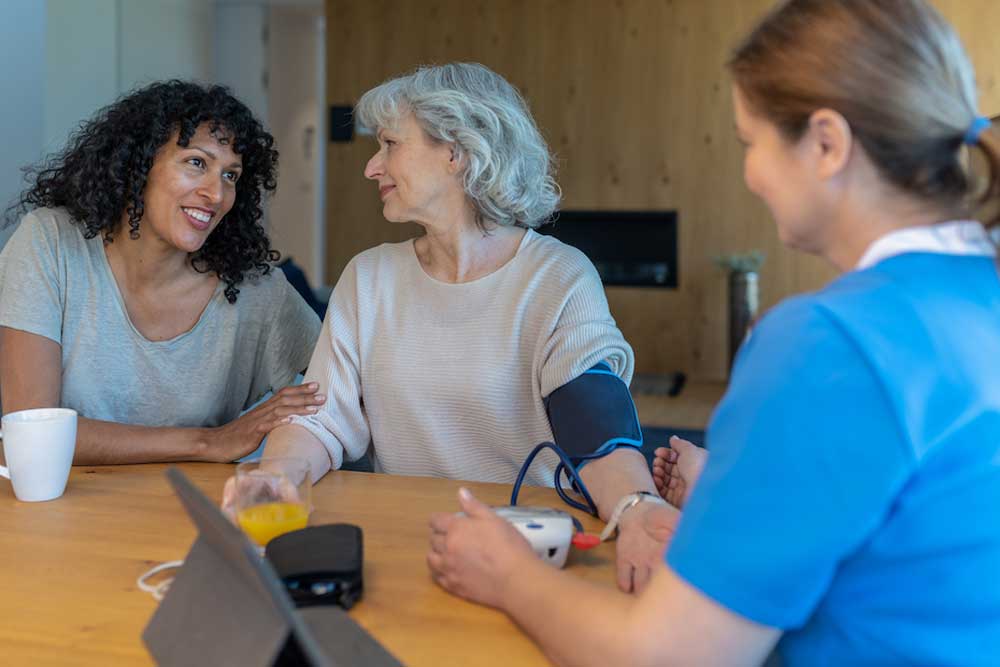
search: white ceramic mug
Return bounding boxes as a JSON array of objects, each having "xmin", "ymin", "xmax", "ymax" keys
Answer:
[{"xmin": 0, "ymin": 408, "xmax": 77, "ymax": 502}]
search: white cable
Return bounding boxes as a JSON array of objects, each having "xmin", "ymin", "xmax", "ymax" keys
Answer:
[{"xmin": 137, "ymin": 560, "xmax": 184, "ymax": 601}]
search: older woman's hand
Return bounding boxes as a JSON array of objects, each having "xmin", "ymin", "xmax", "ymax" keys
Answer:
[
  {"xmin": 427, "ymin": 488, "xmax": 538, "ymax": 609},
  {"xmin": 615, "ymin": 502, "xmax": 682, "ymax": 593}
]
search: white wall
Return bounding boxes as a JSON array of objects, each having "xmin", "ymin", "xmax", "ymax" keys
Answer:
[
  {"xmin": 0, "ymin": 0, "xmax": 45, "ymax": 239},
  {"xmin": 44, "ymin": 0, "xmax": 118, "ymax": 153},
  {"xmin": 267, "ymin": 6, "xmax": 325, "ymax": 284},
  {"xmin": 214, "ymin": 3, "xmax": 269, "ymax": 123},
  {"xmin": 120, "ymin": 0, "xmax": 215, "ymax": 90},
  {"xmin": 45, "ymin": 0, "xmax": 215, "ymax": 154}
]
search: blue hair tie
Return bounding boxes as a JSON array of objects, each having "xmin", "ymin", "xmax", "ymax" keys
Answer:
[{"xmin": 963, "ymin": 116, "xmax": 991, "ymax": 145}]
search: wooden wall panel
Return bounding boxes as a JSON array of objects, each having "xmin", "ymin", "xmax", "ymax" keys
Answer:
[
  {"xmin": 324, "ymin": 0, "xmax": 1000, "ymax": 381},
  {"xmin": 938, "ymin": 0, "xmax": 1000, "ymax": 113}
]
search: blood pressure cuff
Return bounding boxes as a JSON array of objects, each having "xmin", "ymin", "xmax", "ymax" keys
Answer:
[{"xmin": 544, "ymin": 362, "xmax": 643, "ymax": 468}]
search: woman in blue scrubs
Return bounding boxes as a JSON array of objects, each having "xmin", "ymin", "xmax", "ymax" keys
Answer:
[{"xmin": 426, "ymin": 1, "xmax": 1000, "ymax": 665}]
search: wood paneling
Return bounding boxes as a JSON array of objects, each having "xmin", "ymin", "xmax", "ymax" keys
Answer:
[
  {"xmin": 324, "ymin": 0, "xmax": 1000, "ymax": 381},
  {"xmin": 940, "ymin": 0, "xmax": 1000, "ymax": 113}
]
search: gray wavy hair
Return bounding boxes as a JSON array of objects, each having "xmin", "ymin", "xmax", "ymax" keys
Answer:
[{"xmin": 355, "ymin": 62, "xmax": 561, "ymax": 229}]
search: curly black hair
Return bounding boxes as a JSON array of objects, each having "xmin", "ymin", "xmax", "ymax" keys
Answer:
[{"xmin": 7, "ymin": 80, "xmax": 280, "ymax": 303}]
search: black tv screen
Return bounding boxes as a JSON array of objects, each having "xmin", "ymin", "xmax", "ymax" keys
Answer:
[{"xmin": 537, "ymin": 210, "xmax": 678, "ymax": 288}]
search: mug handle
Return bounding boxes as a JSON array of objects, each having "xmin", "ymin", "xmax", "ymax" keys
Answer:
[{"xmin": 0, "ymin": 428, "xmax": 7, "ymax": 479}]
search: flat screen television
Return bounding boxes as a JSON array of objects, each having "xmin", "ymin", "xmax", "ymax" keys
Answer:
[{"xmin": 536, "ymin": 210, "xmax": 678, "ymax": 288}]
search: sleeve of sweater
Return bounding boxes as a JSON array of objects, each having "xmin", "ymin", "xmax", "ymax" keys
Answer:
[
  {"xmin": 286, "ymin": 257, "xmax": 370, "ymax": 470},
  {"xmin": 536, "ymin": 250, "xmax": 635, "ymax": 399}
]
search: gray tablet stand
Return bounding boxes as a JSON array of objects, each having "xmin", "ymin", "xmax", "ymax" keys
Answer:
[{"xmin": 142, "ymin": 468, "xmax": 404, "ymax": 667}]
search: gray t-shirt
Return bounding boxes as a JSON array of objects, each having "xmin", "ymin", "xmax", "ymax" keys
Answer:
[{"xmin": 0, "ymin": 207, "xmax": 321, "ymax": 427}]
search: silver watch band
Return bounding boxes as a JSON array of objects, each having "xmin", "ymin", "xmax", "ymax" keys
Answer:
[{"xmin": 599, "ymin": 491, "xmax": 667, "ymax": 541}]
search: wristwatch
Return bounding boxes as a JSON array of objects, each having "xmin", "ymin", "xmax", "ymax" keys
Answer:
[{"xmin": 599, "ymin": 491, "xmax": 668, "ymax": 541}]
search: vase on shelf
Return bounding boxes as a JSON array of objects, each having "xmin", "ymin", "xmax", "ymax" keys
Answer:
[
  {"xmin": 727, "ymin": 269, "xmax": 759, "ymax": 369},
  {"xmin": 714, "ymin": 251, "xmax": 765, "ymax": 373}
]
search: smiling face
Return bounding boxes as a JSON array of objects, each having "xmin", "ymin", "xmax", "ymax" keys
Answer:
[
  {"xmin": 139, "ymin": 123, "xmax": 242, "ymax": 253},
  {"xmin": 362, "ymin": 112, "xmax": 462, "ymax": 225},
  {"xmin": 733, "ymin": 86, "xmax": 830, "ymax": 254}
]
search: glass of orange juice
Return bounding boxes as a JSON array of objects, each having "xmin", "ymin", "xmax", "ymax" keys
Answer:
[{"xmin": 234, "ymin": 457, "xmax": 312, "ymax": 549}]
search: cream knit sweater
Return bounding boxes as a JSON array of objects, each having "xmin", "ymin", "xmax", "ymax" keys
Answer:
[{"xmin": 289, "ymin": 230, "xmax": 634, "ymax": 487}]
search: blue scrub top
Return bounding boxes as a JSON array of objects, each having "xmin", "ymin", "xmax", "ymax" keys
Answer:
[{"xmin": 667, "ymin": 252, "xmax": 1000, "ymax": 666}]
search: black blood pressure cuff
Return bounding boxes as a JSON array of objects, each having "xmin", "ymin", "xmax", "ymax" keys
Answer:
[{"xmin": 544, "ymin": 362, "xmax": 643, "ymax": 469}]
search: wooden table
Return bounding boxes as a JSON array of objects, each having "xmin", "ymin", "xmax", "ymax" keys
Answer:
[{"xmin": 0, "ymin": 464, "xmax": 617, "ymax": 666}]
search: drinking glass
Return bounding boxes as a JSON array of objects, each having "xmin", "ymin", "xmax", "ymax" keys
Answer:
[{"xmin": 233, "ymin": 457, "xmax": 312, "ymax": 548}]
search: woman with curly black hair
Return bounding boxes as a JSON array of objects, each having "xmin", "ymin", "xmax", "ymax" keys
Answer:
[{"xmin": 0, "ymin": 80, "xmax": 323, "ymax": 464}]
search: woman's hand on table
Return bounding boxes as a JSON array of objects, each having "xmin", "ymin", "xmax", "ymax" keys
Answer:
[
  {"xmin": 427, "ymin": 488, "xmax": 537, "ymax": 609},
  {"xmin": 202, "ymin": 383, "xmax": 326, "ymax": 463}
]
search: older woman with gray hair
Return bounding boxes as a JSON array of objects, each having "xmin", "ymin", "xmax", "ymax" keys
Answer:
[{"xmin": 247, "ymin": 62, "xmax": 674, "ymax": 591}]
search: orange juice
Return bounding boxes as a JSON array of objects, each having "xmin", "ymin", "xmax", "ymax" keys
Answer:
[{"xmin": 237, "ymin": 501, "xmax": 309, "ymax": 546}]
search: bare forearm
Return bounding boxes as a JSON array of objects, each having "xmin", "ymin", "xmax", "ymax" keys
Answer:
[
  {"xmin": 430, "ymin": 494, "xmax": 776, "ymax": 666},
  {"xmin": 502, "ymin": 557, "xmax": 646, "ymax": 667},
  {"xmin": 74, "ymin": 417, "xmax": 211, "ymax": 465},
  {"xmin": 2, "ymin": 328, "xmax": 214, "ymax": 465},
  {"xmin": 504, "ymin": 562, "xmax": 776, "ymax": 667},
  {"xmin": 579, "ymin": 448, "xmax": 657, "ymax": 520},
  {"xmin": 261, "ymin": 424, "xmax": 333, "ymax": 484}
]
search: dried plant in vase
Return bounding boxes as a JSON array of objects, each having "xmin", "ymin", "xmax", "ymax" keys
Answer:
[{"xmin": 713, "ymin": 250, "xmax": 766, "ymax": 274}]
